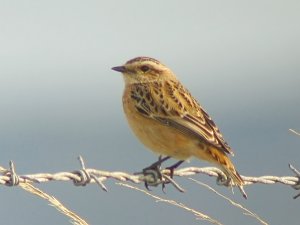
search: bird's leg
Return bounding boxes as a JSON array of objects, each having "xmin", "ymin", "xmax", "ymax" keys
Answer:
[
  {"xmin": 165, "ymin": 160, "xmax": 184, "ymax": 178},
  {"xmin": 145, "ymin": 156, "xmax": 171, "ymax": 171}
]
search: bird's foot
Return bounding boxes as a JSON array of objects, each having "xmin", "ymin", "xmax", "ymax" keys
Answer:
[
  {"xmin": 134, "ymin": 156, "xmax": 170, "ymax": 191},
  {"xmin": 216, "ymin": 172, "xmax": 231, "ymax": 186},
  {"xmin": 143, "ymin": 164, "xmax": 163, "ymax": 190},
  {"xmin": 135, "ymin": 156, "xmax": 185, "ymax": 193}
]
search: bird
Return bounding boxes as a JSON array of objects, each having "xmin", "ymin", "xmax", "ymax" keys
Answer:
[{"xmin": 112, "ymin": 56, "xmax": 246, "ymax": 198}]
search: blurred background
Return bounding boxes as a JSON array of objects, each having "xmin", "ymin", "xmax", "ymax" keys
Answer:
[{"xmin": 0, "ymin": 0, "xmax": 299, "ymax": 224}]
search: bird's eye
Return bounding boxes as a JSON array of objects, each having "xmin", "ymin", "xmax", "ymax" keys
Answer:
[{"xmin": 140, "ymin": 65, "xmax": 150, "ymax": 72}]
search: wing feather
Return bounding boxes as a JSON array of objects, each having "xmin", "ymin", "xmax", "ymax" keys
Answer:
[{"xmin": 131, "ymin": 81, "xmax": 234, "ymax": 155}]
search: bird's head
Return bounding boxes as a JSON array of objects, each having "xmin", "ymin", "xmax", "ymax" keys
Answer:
[{"xmin": 112, "ymin": 57, "xmax": 176, "ymax": 84}]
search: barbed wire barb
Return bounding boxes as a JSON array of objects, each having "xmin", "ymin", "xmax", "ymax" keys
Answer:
[
  {"xmin": 5, "ymin": 160, "xmax": 20, "ymax": 186},
  {"xmin": 289, "ymin": 164, "xmax": 300, "ymax": 199},
  {"xmin": 73, "ymin": 155, "xmax": 107, "ymax": 191}
]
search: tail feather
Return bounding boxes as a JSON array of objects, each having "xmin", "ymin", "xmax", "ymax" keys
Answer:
[
  {"xmin": 221, "ymin": 164, "xmax": 244, "ymax": 186},
  {"xmin": 193, "ymin": 146, "xmax": 247, "ymax": 198},
  {"xmin": 221, "ymin": 165, "xmax": 247, "ymax": 199}
]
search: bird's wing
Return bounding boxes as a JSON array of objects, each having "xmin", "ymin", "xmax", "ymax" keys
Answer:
[{"xmin": 130, "ymin": 81, "xmax": 234, "ymax": 155}]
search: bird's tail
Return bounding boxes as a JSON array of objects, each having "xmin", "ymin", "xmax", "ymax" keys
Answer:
[
  {"xmin": 220, "ymin": 163, "xmax": 247, "ymax": 199},
  {"xmin": 220, "ymin": 163, "xmax": 244, "ymax": 186},
  {"xmin": 193, "ymin": 146, "xmax": 247, "ymax": 199}
]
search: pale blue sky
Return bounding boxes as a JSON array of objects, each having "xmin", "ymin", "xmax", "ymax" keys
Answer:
[{"xmin": 0, "ymin": 1, "xmax": 300, "ymax": 225}]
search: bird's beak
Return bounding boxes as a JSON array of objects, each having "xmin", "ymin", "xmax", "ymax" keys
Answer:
[{"xmin": 111, "ymin": 66, "xmax": 126, "ymax": 73}]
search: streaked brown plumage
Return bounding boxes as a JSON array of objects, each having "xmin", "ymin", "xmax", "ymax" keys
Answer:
[{"xmin": 112, "ymin": 56, "xmax": 246, "ymax": 197}]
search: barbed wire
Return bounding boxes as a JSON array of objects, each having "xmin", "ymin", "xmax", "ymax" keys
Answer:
[
  {"xmin": 1, "ymin": 156, "xmax": 299, "ymax": 199},
  {"xmin": 1, "ymin": 131, "xmax": 298, "ymax": 225}
]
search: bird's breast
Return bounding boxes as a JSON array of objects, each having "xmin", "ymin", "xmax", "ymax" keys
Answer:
[{"xmin": 122, "ymin": 87, "xmax": 195, "ymax": 160}]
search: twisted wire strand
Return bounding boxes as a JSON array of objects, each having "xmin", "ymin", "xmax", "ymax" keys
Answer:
[{"xmin": 0, "ymin": 157, "xmax": 299, "ymax": 198}]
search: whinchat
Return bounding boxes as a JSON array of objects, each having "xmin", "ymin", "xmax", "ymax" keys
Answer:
[{"xmin": 112, "ymin": 56, "xmax": 246, "ymax": 198}]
